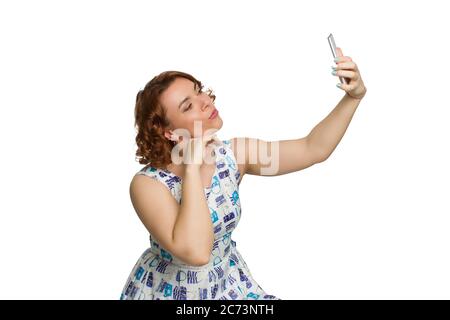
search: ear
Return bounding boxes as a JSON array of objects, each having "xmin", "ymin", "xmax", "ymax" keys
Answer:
[{"xmin": 164, "ymin": 130, "xmax": 174, "ymax": 141}]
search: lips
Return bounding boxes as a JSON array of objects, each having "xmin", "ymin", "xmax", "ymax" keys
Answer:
[{"xmin": 209, "ymin": 109, "xmax": 218, "ymax": 119}]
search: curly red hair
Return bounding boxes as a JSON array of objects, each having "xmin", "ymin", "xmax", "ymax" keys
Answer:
[{"xmin": 134, "ymin": 70, "xmax": 216, "ymax": 169}]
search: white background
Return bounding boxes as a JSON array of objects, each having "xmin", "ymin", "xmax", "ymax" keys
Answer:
[{"xmin": 1, "ymin": 0, "xmax": 449, "ymax": 299}]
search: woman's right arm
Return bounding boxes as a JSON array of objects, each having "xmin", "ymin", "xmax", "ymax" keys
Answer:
[
  {"xmin": 130, "ymin": 134, "xmax": 219, "ymax": 266},
  {"xmin": 129, "ymin": 168, "xmax": 213, "ymax": 267},
  {"xmin": 172, "ymin": 164, "xmax": 214, "ymax": 265}
]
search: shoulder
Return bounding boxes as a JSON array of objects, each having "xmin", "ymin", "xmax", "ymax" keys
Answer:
[
  {"xmin": 130, "ymin": 168, "xmax": 161, "ymax": 191},
  {"xmin": 129, "ymin": 174, "xmax": 161, "ymax": 207},
  {"xmin": 130, "ymin": 171, "xmax": 172, "ymax": 203},
  {"xmin": 132, "ymin": 165, "xmax": 182, "ymax": 202},
  {"xmin": 134, "ymin": 165, "xmax": 173, "ymax": 181},
  {"xmin": 130, "ymin": 166, "xmax": 164, "ymax": 196}
]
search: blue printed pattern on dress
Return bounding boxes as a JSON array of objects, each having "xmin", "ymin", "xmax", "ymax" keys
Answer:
[{"xmin": 120, "ymin": 139, "xmax": 281, "ymax": 300}]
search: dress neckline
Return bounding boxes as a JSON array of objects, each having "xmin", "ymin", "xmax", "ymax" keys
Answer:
[
  {"xmin": 162, "ymin": 164, "xmax": 217, "ymax": 191},
  {"xmin": 162, "ymin": 142, "xmax": 223, "ymax": 190}
]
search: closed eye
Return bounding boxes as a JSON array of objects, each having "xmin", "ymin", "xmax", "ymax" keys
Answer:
[{"xmin": 183, "ymin": 87, "xmax": 202, "ymax": 112}]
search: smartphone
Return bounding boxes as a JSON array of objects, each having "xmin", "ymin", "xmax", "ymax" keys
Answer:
[{"xmin": 327, "ymin": 33, "xmax": 348, "ymax": 84}]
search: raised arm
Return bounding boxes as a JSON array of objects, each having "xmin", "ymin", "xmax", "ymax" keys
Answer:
[
  {"xmin": 230, "ymin": 93, "xmax": 363, "ymax": 177},
  {"xmin": 230, "ymin": 136, "xmax": 324, "ymax": 177},
  {"xmin": 229, "ymin": 49, "xmax": 366, "ymax": 178}
]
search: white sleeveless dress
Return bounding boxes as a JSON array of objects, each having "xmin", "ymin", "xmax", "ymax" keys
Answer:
[{"xmin": 120, "ymin": 139, "xmax": 280, "ymax": 300}]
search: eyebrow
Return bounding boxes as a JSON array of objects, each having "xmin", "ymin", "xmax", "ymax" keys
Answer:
[{"xmin": 178, "ymin": 82, "xmax": 197, "ymax": 110}]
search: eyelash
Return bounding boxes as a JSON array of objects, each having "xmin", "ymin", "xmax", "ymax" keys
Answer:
[{"xmin": 184, "ymin": 88, "xmax": 202, "ymax": 112}]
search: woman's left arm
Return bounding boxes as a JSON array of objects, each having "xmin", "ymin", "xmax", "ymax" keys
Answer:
[{"xmin": 232, "ymin": 48, "xmax": 367, "ymax": 177}]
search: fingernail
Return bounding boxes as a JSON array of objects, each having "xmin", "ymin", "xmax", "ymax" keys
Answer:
[
  {"xmin": 336, "ymin": 83, "xmax": 342, "ymax": 88},
  {"xmin": 331, "ymin": 66, "xmax": 337, "ymax": 71},
  {"xmin": 334, "ymin": 57, "xmax": 339, "ymax": 62},
  {"xmin": 331, "ymin": 70, "xmax": 337, "ymax": 76}
]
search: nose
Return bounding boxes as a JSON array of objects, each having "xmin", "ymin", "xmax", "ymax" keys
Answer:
[{"xmin": 200, "ymin": 97, "xmax": 211, "ymax": 112}]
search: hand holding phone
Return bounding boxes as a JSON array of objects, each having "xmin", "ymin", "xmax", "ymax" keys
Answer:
[{"xmin": 327, "ymin": 33, "xmax": 348, "ymax": 85}]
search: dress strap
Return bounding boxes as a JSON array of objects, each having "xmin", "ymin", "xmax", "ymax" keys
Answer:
[{"xmin": 220, "ymin": 139, "xmax": 242, "ymax": 186}]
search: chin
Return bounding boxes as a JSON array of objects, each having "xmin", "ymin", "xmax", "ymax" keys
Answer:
[{"xmin": 212, "ymin": 117, "xmax": 224, "ymax": 130}]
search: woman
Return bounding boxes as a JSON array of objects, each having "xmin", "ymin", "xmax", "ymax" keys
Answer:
[{"xmin": 120, "ymin": 48, "xmax": 367, "ymax": 300}]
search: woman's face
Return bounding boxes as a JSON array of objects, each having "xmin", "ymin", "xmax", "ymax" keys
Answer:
[{"xmin": 160, "ymin": 77, "xmax": 223, "ymax": 141}]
